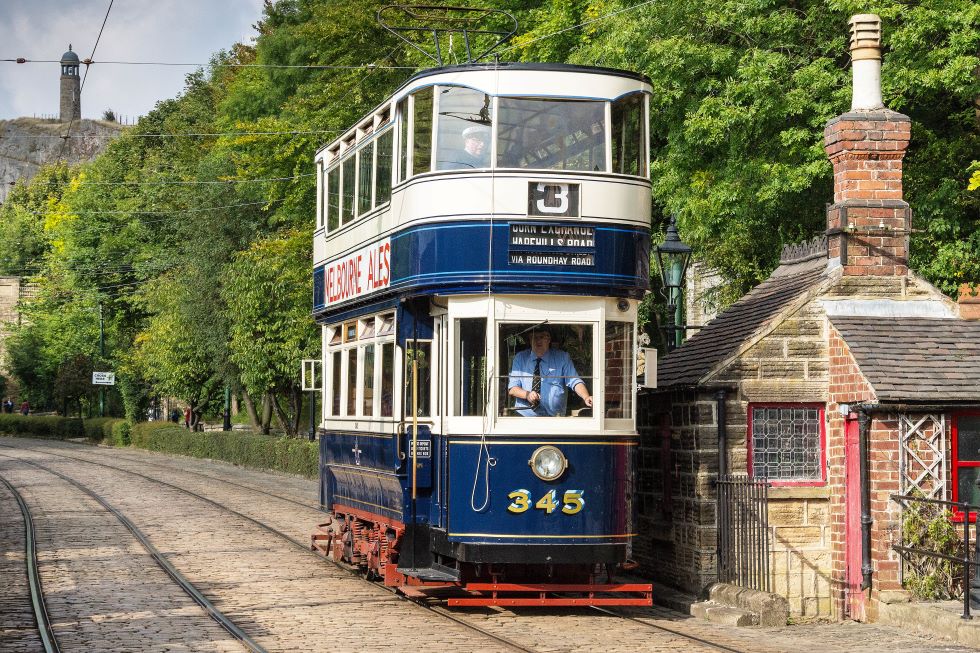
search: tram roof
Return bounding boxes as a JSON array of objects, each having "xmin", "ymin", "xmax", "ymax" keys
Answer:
[
  {"xmin": 316, "ymin": 62, "xmax": 651, "ymax": 156},
  {"xmin": 402, "ymin": 62, "xmax": 652, "ymax": 87}
]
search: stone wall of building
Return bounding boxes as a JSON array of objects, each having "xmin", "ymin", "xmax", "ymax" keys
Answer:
[
  {"xmin": 710, "ymin": 298, "xmax": 835, "ymax": 616},
  {"xmin": 636, "ymin": 387, "xmax": 719, "ymax": 594}
]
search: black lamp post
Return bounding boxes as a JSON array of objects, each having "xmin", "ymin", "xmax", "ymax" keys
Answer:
[{"xmin": 654, "ymin": 215, "xmax": 693, "ymax": 352}]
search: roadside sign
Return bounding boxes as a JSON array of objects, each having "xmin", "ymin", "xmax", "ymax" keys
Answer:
[{"xmin": 92, "ymin": 371, "xmax": 116, "ymax": 386}]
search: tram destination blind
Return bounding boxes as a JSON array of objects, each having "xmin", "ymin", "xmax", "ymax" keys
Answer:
[{"xmin": 509, "ymin": 224, "xmax": 595, "ymax": 268}]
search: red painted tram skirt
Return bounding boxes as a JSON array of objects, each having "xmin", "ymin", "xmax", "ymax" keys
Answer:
[{"xmin": 447, "ymin": 582, "xmax": 653, "ymax": 607}]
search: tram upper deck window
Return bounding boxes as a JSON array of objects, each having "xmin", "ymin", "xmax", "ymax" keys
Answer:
[
  {"xmin": 497, "ymin": 99, "xmax": 606, "ymax": 172},
  {"xmin": 397, "ymin": 98, "xmax": 408, "ymax": 183},
  {"xmin": 436, "ymin": 87, "xmax": 492, "ymax": 170},
  {"xmin": 498, "ymin": 323, "xmax": 594, "ymax": 417},
  {"xmin": 341, "ymin": 156, "xmax": 355, "ymax": 225},
  {"xmin": 375, "ymin": 128, "xmax": 393, "ymax": 205},
  {"xmin": 612, "ymin": 93, "xmax": 646, "ymax": 177},
  {"xmin": 357, "ymin": 141, "xmax": 374, "ymax": 216},
  {"xmin": 325, "ymin": 165, "xmax": 340, "ymax": 231},
  {"xmin": 412, "ymin": 87, "xmax": 434, "ymax": 176}
]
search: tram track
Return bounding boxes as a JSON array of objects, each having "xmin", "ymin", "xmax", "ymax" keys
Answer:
[
  {"xmin": 0, "ymin": 451, "xmax": 265, "ymax": 653},
  {"xmin": 0, "ymin": 473, "xmax": 60, "ymax": 653},
  {"xmin": 0, "ymin": 442, "xmax": 538, "ymax": 653},
  {"xmin": 3, "ymin": 440, "xmax": 757, "ymax": 653},
  {"xmin": 41, "ymin": 443, "xmax": 755, "ymax": 652},
  {"xmin": 57, "ymin": 439, "xmax": 319, "ymax": 510}
]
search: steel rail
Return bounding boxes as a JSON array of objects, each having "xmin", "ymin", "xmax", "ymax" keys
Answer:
[
  {"xmin": 0, "ymin": 474, "xmax": 61, "ymax": 653},
  {"xmin": 0, "ymin": 452, "xmax": 266, "ymax": 653},
  {"xmin": 8, "ymin": 440, "xmax": 755, "ymax": 653},
  {"xmin": 55, "ymin": 439, "xmax": 317, "ymax": 510},
  {"xmin": 0, "ymin": 443, "xmax": 536, "ymax": 653},
  {"xmin": 591, "ymin": 606, "xmax": 748, "ymax": 653}
]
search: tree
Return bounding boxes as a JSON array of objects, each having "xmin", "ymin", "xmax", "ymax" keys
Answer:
[{"xmin": 223, "ymin": 228, "xmax": 317, "ymax": 436}]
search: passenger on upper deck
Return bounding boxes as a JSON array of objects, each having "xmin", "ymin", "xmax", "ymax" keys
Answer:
[
  {"xmin": 449, "ymin": 125, "xmax": 490, "ymax": 169},
  {"xmin": 507, "ymin": 327, "xmax": 593, "ymax": 417}
]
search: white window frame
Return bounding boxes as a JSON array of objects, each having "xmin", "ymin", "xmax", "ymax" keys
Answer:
[
  {"xmin": 323, "ymin": 311, "xmax": 399, "ymax": 433},
  {"xmin": 446, "ymin": 295, "xmax": 637, "ymax": 436}
]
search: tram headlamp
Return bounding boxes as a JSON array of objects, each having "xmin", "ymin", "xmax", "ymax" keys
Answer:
[{"xmin": 529, "ymin": 446, "xmax": 567, "ymax": 481}]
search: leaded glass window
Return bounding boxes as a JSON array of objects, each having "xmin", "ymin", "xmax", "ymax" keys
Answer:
[{"xmin": 750, "ymin": 404, "xmax": 824, "ymax": 483}]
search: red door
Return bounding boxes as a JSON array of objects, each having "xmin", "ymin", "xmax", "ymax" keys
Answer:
[{"xmin": 845, "ymin": 415, "xmax": 865, "ymax": 620}]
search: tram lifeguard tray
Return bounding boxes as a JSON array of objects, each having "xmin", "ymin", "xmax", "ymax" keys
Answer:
[{"xmin": 377, "ymin": 4, "xmax": 518, "ymax": 65}]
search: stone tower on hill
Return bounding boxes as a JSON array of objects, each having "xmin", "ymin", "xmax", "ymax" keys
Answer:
[{"xmin": 60, "ymin": 45, "xmax": 81, "ymax": 122}]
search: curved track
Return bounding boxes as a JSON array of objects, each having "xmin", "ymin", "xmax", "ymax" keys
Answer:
[
  {"xmin": 2, "ymin": 440, "xmax": 763, "ymax": 653},
  {"xmin": 0, "ymin": 474, "xmax": 60, "ymax": 653},
  {"xmin": 0, "ymin": 442, "xmax": 537, "ymax": 653},
  {"xmin": 0, "ymin": 452, "xmax": 266, "ymax": 653}
]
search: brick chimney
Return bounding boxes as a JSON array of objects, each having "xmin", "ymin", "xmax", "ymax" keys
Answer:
[{"xmin": 824, "ymin": 15, "xmax": 911, "ymax": 276}]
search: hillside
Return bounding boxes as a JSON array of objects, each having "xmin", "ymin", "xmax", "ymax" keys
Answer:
[{"xmin": 0, "ymin": 117, "xmax": 125, "ymax": 204}]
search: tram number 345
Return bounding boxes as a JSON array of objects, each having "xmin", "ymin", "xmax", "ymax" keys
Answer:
[{"xmin": 507, "ymin": 489, "xmax": 585, "ymax": 515}]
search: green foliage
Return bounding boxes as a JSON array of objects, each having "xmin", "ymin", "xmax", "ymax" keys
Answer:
[
  {"xmin": 128, "ymin": 421, "xmax": 318, "ymax": 478},
  {"xmin": 0, "ymin": 415, "xmax": 84, "ymax": 439},
  {"xmin": 82, "ymin": 417, "xmax": 129, "ymax": 445},
  {"xmin": 901, "ymin": 497, "xmax": 964, "ymax": 600},
  {"xmin": 0, "ymin": 0, "xmax": 975, "ymax": 409}
]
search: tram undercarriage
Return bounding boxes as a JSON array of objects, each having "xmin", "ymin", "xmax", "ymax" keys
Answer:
[{"xmin": 311, "ymin": 506, "xmax": 652, "ymax": 607}]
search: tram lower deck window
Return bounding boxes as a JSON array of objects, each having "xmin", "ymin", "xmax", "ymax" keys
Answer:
[
  {"xmin": 456, "ymin": 318, "xmax": 487, "ymax": 416},
  {"xmin": 404, "ymin": 342, "xmax": 432, "ymax": 417},
  {"xmin": 499, "ymin": 323, "xmax": 594, "ymax": 417}
]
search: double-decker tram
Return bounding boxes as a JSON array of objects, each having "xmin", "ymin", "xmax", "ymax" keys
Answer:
[{"xmin": 310, "ymin": 59, "xmax": 654, "ymax": 606}]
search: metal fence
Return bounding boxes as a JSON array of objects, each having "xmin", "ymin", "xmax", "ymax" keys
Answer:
[
  {"xmin": 717, "ymin": 475, "xmax": 771, "ymax": 592},
  {"xmin": 891, "ymin": 493, "xmax": 980, "ymax": 620}
]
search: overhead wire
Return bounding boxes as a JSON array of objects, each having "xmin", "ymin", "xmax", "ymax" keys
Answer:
[
  {"xmin": 0, "ymin": 130, "xmax": 341, "ymax": 139},
  {"xmin": 494, "ymin": 0, "xmax": 658, "ymax": 56},
  {"xmin": 2, "ymin": 59, "xmax": 414, "ymax": 70}
]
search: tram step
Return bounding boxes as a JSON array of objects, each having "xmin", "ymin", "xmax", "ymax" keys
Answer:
[{"xmin": 396, "ymin": 562, "xmax": 461, "ymax": 582}]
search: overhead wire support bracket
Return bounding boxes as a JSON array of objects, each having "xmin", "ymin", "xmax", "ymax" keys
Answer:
[{"xmin": 377, "ymin": 5, "xmax": 517, "ymax": 66}]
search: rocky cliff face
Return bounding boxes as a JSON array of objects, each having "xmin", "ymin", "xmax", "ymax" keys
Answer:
[{"xmin": 0, "ymin": 118, "xmax": 125, "ymax": 204}]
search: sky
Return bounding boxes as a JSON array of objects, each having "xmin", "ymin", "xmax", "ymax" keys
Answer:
[{"xmin": 0, "ymin": 0, "xmax": 266, "ymax": 121}]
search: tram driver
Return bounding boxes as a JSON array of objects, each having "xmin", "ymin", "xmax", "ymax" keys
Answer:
[{"xmin": 507, "ymin": 326, "xmax": 593, "ymax": 417}]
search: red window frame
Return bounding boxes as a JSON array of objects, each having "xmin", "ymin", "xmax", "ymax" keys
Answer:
[
  {"xmin": 951, "ymin": 410, "xmax": 980, "ymax": 523},
  {"xmin": 747, "ymin": 402, "xmax": 827, "ymax": 487}
]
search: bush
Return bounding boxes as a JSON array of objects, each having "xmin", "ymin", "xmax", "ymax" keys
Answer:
[
  {"xmin": 0, "ymin": 414, "xmax": 84, "ymax": 439},
  {"xmin": 901, "ymin": 493, "xmax": 964, "ymax": 600},
  {"xmin": 129, "ymin": 422, "xmax": 318, "ymax": 478}
]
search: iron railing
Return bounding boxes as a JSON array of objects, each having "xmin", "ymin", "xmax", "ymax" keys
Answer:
[
  {"xmin": 891, "ymin": 493, "xmax": 980, "ymax": 620},
  {"xmin": 717, "ymin": 475, "xmax": 771, "ymax": 592}
]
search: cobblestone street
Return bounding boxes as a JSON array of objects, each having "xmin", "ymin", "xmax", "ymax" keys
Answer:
[{"xmin": 0, "ymin": 437, "xmax": 973, "ymax": 652}]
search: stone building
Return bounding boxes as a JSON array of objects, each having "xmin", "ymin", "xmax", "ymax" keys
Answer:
[
  {"xmin": 634, "ymin": 14, "xmax": 980, "ymax": 622},
  {"xmin": 60, "ymin": 45, "xmax": 82, "ymax": 122}
]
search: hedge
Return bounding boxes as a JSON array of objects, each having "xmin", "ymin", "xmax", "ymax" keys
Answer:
[
  {"xmin": 82, "ymin": 418, "xmax": 130, "ymax": 446},
  {"xmin": 0, "ymin": 415, "xmax": 317, "ymax": 479},
  {"xmin": 0, "ymin": 414, "xmax": 85, "ymax": 439},
  {"xmin": 128, "ymin": 422, "xmax": 318, "ymax": 479}
]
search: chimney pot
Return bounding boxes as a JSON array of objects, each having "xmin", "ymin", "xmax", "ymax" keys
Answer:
[{"xmin": 848, "ymin": 14, "xmax": 884, "ymax": 111}]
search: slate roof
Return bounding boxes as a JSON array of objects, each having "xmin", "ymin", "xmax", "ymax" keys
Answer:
[
  {"xmin": 830, "ymin": 317, "xmax": 980, "ymax": 403},
  {"xmin": 658, "ymin": 257, "xmax": 832, "ymax": 387}
]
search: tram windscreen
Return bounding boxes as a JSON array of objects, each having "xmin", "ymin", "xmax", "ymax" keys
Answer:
[
  {"xmin": 436, "ymin": 87, "xmax": 492, "ymax": 170},
  {"xmin": 498, "ymin": 323, "xmax": 594, "ymax": 417},
  {"xmin": 496, "ymin": 99, "xmax": 606, "ymax": 172}
]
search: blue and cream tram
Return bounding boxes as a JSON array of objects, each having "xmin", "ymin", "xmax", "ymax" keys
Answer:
[{"xmin": 311, "ymin": 62, "xmax": 653, "ymax": 606}]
